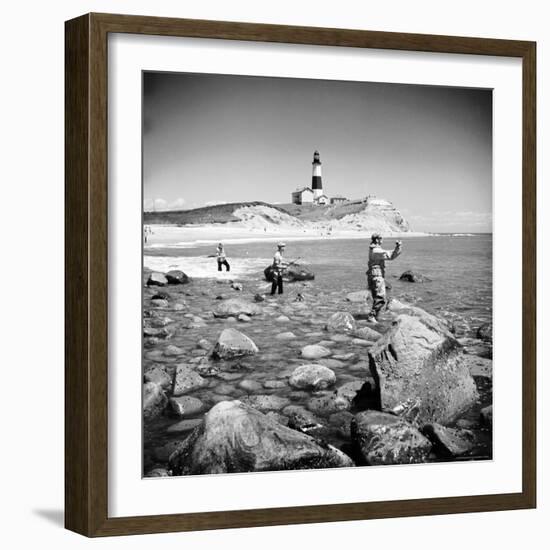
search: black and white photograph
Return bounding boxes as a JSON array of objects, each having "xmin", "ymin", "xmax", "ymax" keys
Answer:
[{"xmin": 141, "ymin": 71, "xmax": 493, "ymax": 477}]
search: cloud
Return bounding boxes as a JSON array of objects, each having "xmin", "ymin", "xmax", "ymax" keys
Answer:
[
  {"xmin": 203, "ymin": 200, "xmax": 228, "ymax": 207},
  {"xmin": 143, "ymin": 197, "xmax": 186, "ymax": 211},
  {"xmin": 169, "ymin": 197, "xmax": 186, "ymax": 209}
]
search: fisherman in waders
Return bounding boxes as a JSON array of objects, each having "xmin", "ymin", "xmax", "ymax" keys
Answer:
[
  {"xmin": 216, "ymin": 243, "xmax": 230, "ymax": 272},
  {"xmin": 270, "ymin": 242, "xmax": 289, "ymax": 295},
  {"xmin": 366, "ymin": 233, "xmax": 402, "ymax": 323}
]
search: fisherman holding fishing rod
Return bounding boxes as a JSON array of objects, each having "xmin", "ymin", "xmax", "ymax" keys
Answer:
[{"xmin": 269, "ymin": 242, "xmax": 299, "ymax": 296}]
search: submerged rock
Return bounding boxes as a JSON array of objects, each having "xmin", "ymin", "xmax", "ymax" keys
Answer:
[
  {"xmin": 346, "ymin": 290, "xmax": 370, "ymax": 303},
  {"xmin": 241, "ymin": 394, "xmax": 290, "ymax": 412},
  {"xmin": 151, "ymin": 291, "xmax": 170, "ymax": 301},
  {"xmin": 283, "ymin": 405, "xmax": 322, "ymax": 431},
  {"xmin": 477, "ymin": 322, "xmax": 493, "ymax": 342},
  {"xmin": 197, "ymin": 338, "xmax": 211, "ymax": 351},
  {"xmin": 326, "ymin": 311, "xmax": 357, "ymax": 333},
  {"xmin": 212, "ymin": 328, "xmax": 259, "ymax": 359},
  {"xmin": 352, "ymin": 410, "xmax": 432, "ymax": 465},
  {"xmin": 289, "ymin": 364, "xmax": 336, "ymax": 391},
  {"xmin": 164, "ymin": 344, "xmax": 184, "ymax": 357},
  {"xmin": 165, "ymin": 270, "xmax": 189, "ymax": 285},
  {"xmin": 399, "ymin": 270, "xmax": 431, "ymax": 283},
  {"xmin": 301, "ymin": 344, "xmax": 331, "ymax": 360},
  {"xmin": 368, "ymin": 313, "xmax": 478, "ymax": 426},
  {"xmin": 166, "ymin": 418, "xmax": 203, "ymax": 434},
  {"xmin": 307, "ymin": 393, "xmax": 350, "ymax": 415},
  {"xmin": 143, "ymin": 326, "xmax": 170, "ymax": 339},
  {"xmin": 352, "ymin": 326, "xmax": 380, "ymax": 341},
  {"xmin": 147, "ymin": 272, "xmax": 168, "ymax": 286},
  {"xmin": 213, "ymin": 299, "xmax": 262, "ymax": 318},
  {"xmin": 150, "ymin": 298, "xmax": 169, "ymax": 308},
  {"xmin": 238, "ymin": 379, "xmax": 263, "ymax": 393},
  {"xmin": 169, "ymin": 401, "xmax": 353, "ymax": 475},
  {"xmin": 275, "ymin": 331, "xmax": 297, "ymax": 341},
  {"xmin": 263, "ymin": 379, "xmax": 287, "ymax": 389},
  {"xmin": 169, "ymin": 395, "xmax": 204, "ymax": 418}
]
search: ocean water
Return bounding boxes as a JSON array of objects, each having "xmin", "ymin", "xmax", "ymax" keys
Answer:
[
  {"xmin": 143, "ymin": 234, "xmax": 493, "ymax": 473},
  {"xmin": 145, "ymin": 234, "xmax": 492, "ymax": 339}
]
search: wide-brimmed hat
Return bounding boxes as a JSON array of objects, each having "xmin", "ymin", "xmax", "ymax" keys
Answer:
[{"xmin": 277, "ymin": 242, "xmax": 286, "ymax": 248}]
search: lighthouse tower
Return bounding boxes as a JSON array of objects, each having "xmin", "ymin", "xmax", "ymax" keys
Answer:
[{"xmin": 311, "ymin": 150, "xmax": 323, "ymax": 200}]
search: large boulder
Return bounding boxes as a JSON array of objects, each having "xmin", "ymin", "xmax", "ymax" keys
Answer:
[
  {"xmin": 352, "ymin": 410, "xmax": 432, "ymax": 465},
  {"xmin": 264, "ymin": 263, "xmax": 315, "ymax": 282},
  {"xmin": 289, "ymin": 364, "xmax": 336, "ymax": 391},
  {"xmin": 399, "ymin": 270, "xmax": 431, "ymax": 283},
  {"xmin": 387, "ymin": 299, "xmax": 454, "ymax": 336},
  {"xmin": 213, "ymin": 299, "xmax": 262, "ymax": 319},
  {"xmin": 168, "ymin": 400, "xmax": 354, "ymax": 475},
  {"xmin": 326, "ymin": 311, "xmax": 357, "ymax": 333},
  {"xmin": 368, "ymin": 314, "xmax": 478, "ymax": 426},
  {"xmin": 212, "ymin": 328, "xmax": 259, "ymax": 359},
  {"xmin": 147, "ymin": 272, "xmax": 168, "ymax": 287},
  {"xmin": 165, "ymin": 270, "xmax": 190, "ymax": 285}
]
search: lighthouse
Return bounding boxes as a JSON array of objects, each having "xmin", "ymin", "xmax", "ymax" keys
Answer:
[{"xmin": 312, "ymin": 150, "xmax": 323, "ymax": 201}]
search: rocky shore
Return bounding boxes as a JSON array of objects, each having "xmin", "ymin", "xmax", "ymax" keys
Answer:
[{"xmin": 142, "ymin": 267, "xmax": 493, "ymax": 478}]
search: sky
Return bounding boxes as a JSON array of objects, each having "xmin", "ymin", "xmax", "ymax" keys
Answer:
[{"xmin": 143, "ymin": 72, "xmax": 492, "ymax": 232}]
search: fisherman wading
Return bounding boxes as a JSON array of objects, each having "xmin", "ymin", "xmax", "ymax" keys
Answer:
[
  {"xmin": 366, "ymin": 233, "xmax": 402, "ymax": 323},
  {"xmin": 270, "ymin": 242, "xmax": 289, "ymax": 295},
  {"xmin": 216, "ymin": 243, "xmax": 230, "ymax": 272}
]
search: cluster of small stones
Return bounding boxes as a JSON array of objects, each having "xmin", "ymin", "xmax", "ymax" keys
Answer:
[{"xmin": 142, "ymin": 268, "xmax": 493, "ymax": 476}]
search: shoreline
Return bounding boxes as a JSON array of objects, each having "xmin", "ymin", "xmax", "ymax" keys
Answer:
[{"xmin": 144, "ymin": 224, "xmax": 486, "ymax": 250}]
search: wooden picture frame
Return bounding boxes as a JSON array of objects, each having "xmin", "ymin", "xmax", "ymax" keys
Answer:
[{"xmin": 65, "ymin": 12, "xmax": 536, "ymax": 537}]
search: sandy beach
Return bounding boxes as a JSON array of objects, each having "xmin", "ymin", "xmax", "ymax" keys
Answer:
[{"xmin": 144, "ymin": 223, "xmax": 432, "ymax": 250}]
